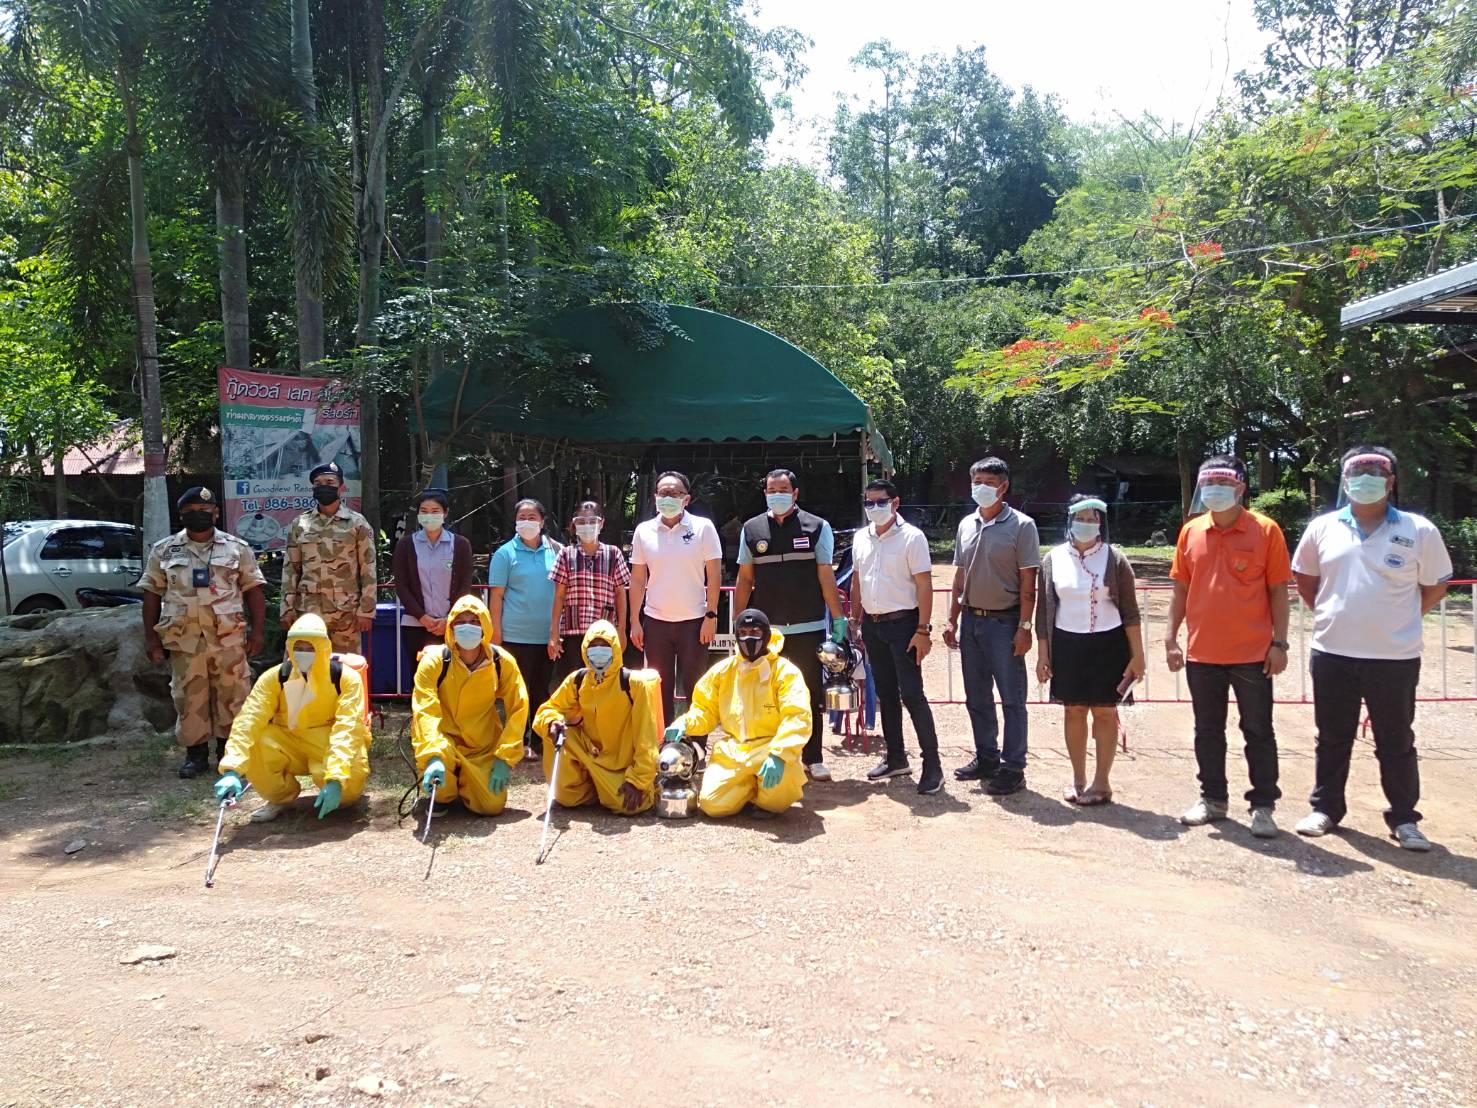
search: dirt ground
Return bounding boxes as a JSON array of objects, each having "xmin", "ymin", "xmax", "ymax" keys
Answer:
[{"xmin": 3, "ymin": 565, "xmax": 1475, "ymax": 1107}]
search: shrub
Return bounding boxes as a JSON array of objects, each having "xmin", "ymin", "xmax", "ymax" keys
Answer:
[
  {"xmin": 1250, "ymin": 488, "xmax": 1313, "ymax": 545},
  {"xmin": 1430, "ymin": 516, "xmax": 1477, "ymax": 578}
]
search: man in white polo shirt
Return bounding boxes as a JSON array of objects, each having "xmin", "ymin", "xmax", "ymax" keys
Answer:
[
  {"xmin": 848, "ymin": 478, "xmax": 943, "ymax": 795},
  {"xmin": 1290, "ymin": 445, "xmax": 1452, "ymax": 851},
  {"xmin": 629, "ymin": 470, "xmax": 723, "ymax": 725}
]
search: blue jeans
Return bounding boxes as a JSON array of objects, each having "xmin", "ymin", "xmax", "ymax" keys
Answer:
[{"xmin": 960, "ymin": 610, "xmax": 1028, "ymax": 771}]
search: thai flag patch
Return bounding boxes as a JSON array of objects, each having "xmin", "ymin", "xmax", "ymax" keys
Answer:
[{"xmin": 793, "ymin": 536, "xmax": 811, "ymax": 550}]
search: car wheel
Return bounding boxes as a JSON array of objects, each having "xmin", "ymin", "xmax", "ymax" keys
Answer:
[{"xmin": 14, "ymin": 595, "xmax": 65, "ymax": 615}]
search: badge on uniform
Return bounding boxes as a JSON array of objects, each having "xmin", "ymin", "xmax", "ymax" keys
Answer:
[
  {"xmin": 1390, "ymin": 534, "xmax": 1415, "ymax": 549},
  {"xmin": 1385, "ymin": 553, "xmax": 1405, "ymax": 569},
  {"xmin": 793, "ymin": 536, "xmax": 811, "ymax": 550},
  {"xmin": 756, "ymin": 540, "xmax": 769, "ymax": 554},
  {"xmin": 192, "ymin": 567, "xmax": 210, "ymax": 588}
]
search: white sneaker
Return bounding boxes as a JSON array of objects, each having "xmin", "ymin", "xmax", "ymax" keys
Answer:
[
  {"xmin": 1179, "ymin": 798, "xmax": 1229, "ymax": 826},
  {"xmin": 1295, "ymin": 811, "xmax": 1336, "ymax": 837},
  {"xmin": 1249, "ymin": 807, "xmax": 1279, "ymax": 839},
  {"xmin": 1392, "ymin": 823, "xmax": 1432, "ymax": 852},
  {"xmin": 249, "ymin": 801, "xmax": 289, "ymax": 823},
  {"xmin": 807, "ymin": 763, "xmax": 832, "ymax": 782}
]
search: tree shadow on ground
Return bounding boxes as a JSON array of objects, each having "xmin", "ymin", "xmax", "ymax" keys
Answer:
[{"xmin": 1336, "ymin": 825, "xmax": 1477, "ymax": 891}]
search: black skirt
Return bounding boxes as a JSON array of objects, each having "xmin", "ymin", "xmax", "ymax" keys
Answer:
[{"xmin": 1048, "ymin": 626, "xmax": 1132, "ymax": 707}]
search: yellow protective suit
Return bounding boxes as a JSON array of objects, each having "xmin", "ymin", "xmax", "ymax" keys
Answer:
[
  {"xmin": 532, "ymin": 621, "xmax": 661, "ymax": 815},
  {"xmin": 221, "ymin": 613, "xmax": 371, "ymax": 807},
  {"xmin": 410, "ymin": 595, "xmax": 528, "ymax": 815},
  {"xmin": 677, "ymin": 630, "xmax": 810, "ymax": 817}
]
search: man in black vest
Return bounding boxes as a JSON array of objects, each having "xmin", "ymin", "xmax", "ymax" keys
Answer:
[{"xmin": 733, "ymin": 469, "xmax": 847, "ymax": 780}]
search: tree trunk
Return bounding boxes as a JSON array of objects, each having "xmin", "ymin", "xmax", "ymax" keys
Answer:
[
  {"xmin": 118, "ymin": 61, "xmax": 170, "ymax": 547},
  {"xmin": 291, "ymin": 0, "xmax": 325, "ymax": 369},
  {"xmin": 1175, "ymin": 428, "xmax": 1197, "ymax": 521},
  {"xmin": 216, "ymin": 157, "xmax": 250, "ymax": 369},
  {"xmin": 52, "ymin": 437, "xmax": 68, "ymax": 519},
  {"xmin": 422, "ymin": 103, "xmax": 444, "ymax": 384},
  {"xmin": 355, "ymin": 0, "xmax": 387, "ymax": 535}
]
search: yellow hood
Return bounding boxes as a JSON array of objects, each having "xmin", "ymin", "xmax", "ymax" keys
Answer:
[
  {"xmin": 283, "ymin": 612, "xmax": 334, "ymax": 729},
  {"xmin": 444, "ymin": 594, "xmax": 494, "ymax": 649},
  {"xmin": 580, "ymin": 619, "xmax": 624, "ymax": 677}
]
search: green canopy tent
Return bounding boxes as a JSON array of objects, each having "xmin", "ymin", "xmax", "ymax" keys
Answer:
[{"xmin": 418, "ymin": 303, "xmax": 893, "ymax": 472}]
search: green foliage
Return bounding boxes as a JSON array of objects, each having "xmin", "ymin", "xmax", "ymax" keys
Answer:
[
  {"xmin": 1430, "ymin": 515, "xmax": 1477, "ymax": 578},
  {"xmin": 1250, "ymin": 488, "xmax": 1313, "ymax": 543}
]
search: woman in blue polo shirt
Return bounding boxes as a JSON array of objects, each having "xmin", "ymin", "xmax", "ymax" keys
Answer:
[{"xmin": 489, "ymin": 499, "xmax": 560, "ymax": 755}]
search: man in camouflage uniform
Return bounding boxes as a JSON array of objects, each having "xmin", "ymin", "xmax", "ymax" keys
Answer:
[
  {"xmin": 141, "ymin": 486, "xmax": 267, "ymax": 778},
  {"xmin": 282, "ymin": 461, "xmax": 377, "ymax": 655}
]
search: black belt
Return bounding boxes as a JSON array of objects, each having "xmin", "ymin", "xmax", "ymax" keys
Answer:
[
  {"xmin": 966, "ymin": 607, "xmax": 1018, "ymax": 619},
  {"xmin": 865, "ymin": 609, "xmax": 918, "ymax": 623}
]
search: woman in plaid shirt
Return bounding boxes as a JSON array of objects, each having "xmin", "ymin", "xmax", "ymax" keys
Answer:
[{"xmin": 548, "ymin": 500, "xmax": 632, "ymax": 679}]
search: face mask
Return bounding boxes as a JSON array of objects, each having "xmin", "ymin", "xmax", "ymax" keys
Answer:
[
  {"xmin": 864, "ymin": 503, "xmax": 894, "ymax": 527},
  {"xmin": 181, "ymin": 509, "xmax": 214, "ymax": 532},
  {"xmin": 766, "ymin": 492, "xmax": 794, "ymax": 515},
  {"xmin": 655, "ymin": 495, "xmax": 685, "ymax": 520},
  {"xmin": 1070, "ymin": 520, "xmax": 1101, "ymax": 543},
  {"xmin": 292, "ymin": 648, "xmax": 317, "ymax": 675},
  {"xmin": 575, "ymin": 523, "xmax": 600, "ymax": 542},
  {"xmin": 312, "ymin": 485, "xmax": 340, "ymax": 506},
  {"xmin": 971, "ymin": 483, "xmax": 1000, "ymax": 508},
  {"xmin": 1199, "ymin": 485, "xmax": 1238, "ymax": 513},
  {"xmin": 515, "ymin": 519, "xmax": 542, "ymax": 541},
  {"xmin": 586, "ymin": 644, "xmax": 615, "ymax": 673},
  {"xmin": 418, "ymin": 512, "xmax": 444, "ymax": 531},
  {"xmin": 452, "ymin": 623, "xmax": 483, "ymax": 650},
  {"xmin": 1344, "ymin": 474, "xmax": 1390, "ymax": 505},
  {"xmin": 736, "ymin": 634, "xmax": 767, "ymax": 662}
]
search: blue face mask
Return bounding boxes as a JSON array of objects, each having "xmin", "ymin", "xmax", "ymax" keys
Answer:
[
  {"xmin": 971, "ymin": 483, "xmax": 1000, "ymax": 508},
  {"xmin": 1344, "ymin": 474, "xmax": 1389, "ymax": 505},
  {"xmin": 766, "ymin": 492, "xmax": 794, "ymax": 515},
  {"xmin": 452, "ymin": 623, "xmax": 483, "ymax": 650},
  {"xmin": 586, "ymin": 644, "xmax": 615, "ymax": 673},
  {"xmin": 1070, "ymin": 520, "xmax": 1101, "ymax": 543},
  {"xmin": 1199, "ymin": 484, "xmax": 1238, "ymax": 513}
]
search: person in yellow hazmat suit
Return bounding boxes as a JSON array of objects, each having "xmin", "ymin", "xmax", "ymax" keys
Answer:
[
  {"xmin": 665, "ymin": 608, "xmax": 810, "ymax": 818},
  {"xmin": 212, "ymin": 612, "xmax": 371, "ymax": 823},
  {"xmin": 411, "ymin": 595, "xmax": 529, "ymax": 815},
  {"xmin": 532, "ymin": 620, "xmax": 661, "ymax": 815}
]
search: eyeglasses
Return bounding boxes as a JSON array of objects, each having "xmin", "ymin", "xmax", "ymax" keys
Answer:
[
  {"xmin": 1344, "ymin": 462, "xmax": 1392, "ymax": 477},
  {"xmin": 862, "ymin": 498, "xmax": 893, "ymax": 508}
]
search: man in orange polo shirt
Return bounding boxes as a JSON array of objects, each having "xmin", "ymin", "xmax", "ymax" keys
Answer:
[{"xmin": 1165, "ymin": 455, "xmax": 1292, "ymax": 838}]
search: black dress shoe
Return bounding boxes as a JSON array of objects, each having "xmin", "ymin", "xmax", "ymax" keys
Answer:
[
  {"xmin": 867, "ymin": 757, "xmax": 912, "ymax": 780},
  {"xmin": 986, "ymin": 768, "xmax": 1026, "ymax": 796},
  {"xmin": 917, "ymin": 761, "xmax": 944, "ymax": 795},
  {"xmin": 954, "ymin": 756, "xmax": 999, "ymax": 782},
  {"xmin": 214, "ymin": 737, "xmax": 228, "ymax": 766},
  {"xmin": 178, "ymin": 743, "xmax": 210, "ymax": 779}
]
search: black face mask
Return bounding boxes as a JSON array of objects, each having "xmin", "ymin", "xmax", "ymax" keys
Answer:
[
  {"xmin": 312, "ymin": 485, "xmax": 340, "ymax": 506},
  {"xmin": 181, "ymin": 510, "xmax": 214, "ymax": 533},
  {"xmin": 737, "ymin": 634, "xmax": 767, "ymax": 661}
]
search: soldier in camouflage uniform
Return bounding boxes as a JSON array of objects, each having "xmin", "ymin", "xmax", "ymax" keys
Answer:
[
  {"xmin": 141, "ymin": 486, "xmax": 267, "ymax": 778},
  {"xmin": 282, "ymin": 461, "xmax": 377, "ymax": 655}
]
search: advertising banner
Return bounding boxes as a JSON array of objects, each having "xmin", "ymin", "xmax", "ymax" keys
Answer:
[{"xmin": 217, "ymin": 366, "xmax": 362, "ymax": 551}]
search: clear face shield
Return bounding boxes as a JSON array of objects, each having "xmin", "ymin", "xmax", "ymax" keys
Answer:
[
  {"xmin": 1336, "ymin": 453, "xmax": 1395, "ymax": 511},
  {"xmin": 1189, "ymin": 466, "xmax": 1246, "ymax": 516},
  {"xmin": 1066, "ymin": 498, "xmax": 1108, "ymax": 545}
]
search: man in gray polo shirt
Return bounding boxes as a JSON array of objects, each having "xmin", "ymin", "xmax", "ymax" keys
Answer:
[{"xmin": 942, "ymin": 456, "xmax": 1040, "ymax": 794}]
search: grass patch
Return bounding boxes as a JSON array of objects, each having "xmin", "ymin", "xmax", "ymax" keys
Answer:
[
  {"xmin": 148, "ymin": 790, "xmax": 210, "ymax": 822},
  {"xmin": 0, "ymin": 777, "xmax": 20, "ymax": 802},
  {"xmin": 0, "ymin": 742, "xmax": 88, "ymax": 769}
]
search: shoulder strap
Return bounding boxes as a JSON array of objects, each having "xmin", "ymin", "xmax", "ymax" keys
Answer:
[
  {"xmin": 573, "ymin": 666, "xmax": 633, "ymax": 704},
  {"xmin": 278, "ymin": 660, "xmax": 291, "ymax": 684},
  {"xmin": 330, "ymin": 658, "xmax": 342, "ymax": 693},
  {"xmin": 574, "ymin": 667, "xmax": 586, "ymax": 693},
  {"xmin": 437, "ymin": 645, "xmax": 452, "ymax": 688}
]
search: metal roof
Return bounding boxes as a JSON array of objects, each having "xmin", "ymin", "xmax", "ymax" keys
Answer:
[{"xmin": 1340, "ymin": 258, "xmax": 1477, "ymax": 329}]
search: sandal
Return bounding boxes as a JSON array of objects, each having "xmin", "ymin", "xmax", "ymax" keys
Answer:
[
  {"xmin": 1078, "ymin": 788, "xmax": 1113, "ymax": 806},
  {"xmin": 1063, "ymin": 784, "xmax": 1085, "ymax": 804}
]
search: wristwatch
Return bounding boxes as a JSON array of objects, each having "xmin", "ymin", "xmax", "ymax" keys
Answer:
[
  {"xmin": 705, "ymin": 611, "xmax": 718, "ymax": 620},
  {"xmin": 1019, "ymin": 619, "xmax": 1033, "ymax": 632},
  {"xmin": 917, "ymin": 623, "xmax": 932, "ymax": 633},
  {"xmin": 1270, "ymin": 639, "xmax": 1289, "ymax": 650}
]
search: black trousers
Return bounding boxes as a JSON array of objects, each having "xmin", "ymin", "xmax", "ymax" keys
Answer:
[
  {"xmin": 643, "ymin": 615, "xmax": 711, "ymax": 726},
  {"xmin": 1185, "ymin": 661, "xmax": 1280, "ymax": 808},
  {"xmin": 1309, "ymin": 650, "xmax": 1422, "ymax": 829},
  {"xmin": 502, "ymin": 640, "xmax": 555, "ymax": 745},
  {"xmin": 779, "ymin": 629, "xmax": 827, "ymax": 765},
  {"xmin": 861, "ymin": 610, "xmax": 940, "ymax": 766},
  {"xmin": 554, "ymin": 634, "xmax": 587, "ymax": 681}
]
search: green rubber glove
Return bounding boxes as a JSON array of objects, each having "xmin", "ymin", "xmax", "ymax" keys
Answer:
[
  {"xmin": 213, "ymin": 772, "xmax": 243, "ymax": 802},
  {"xmin": 757, "ymin": 754, "xmax": 784, "ymax": 790},
  {"xmin": 489, "ymin": 758, "xmax": 511, "ymax": 795},
  {"xmin": 314, "ymin": 780, "xmax": 342, "ymax": 819},
  {"xmin": 421, "ymin": 758, "xmax": 446, "ymax": 795},
  {"xmin": 663, "ymin": 721, "xmax": 686, "ymax": 745},
  {"xmin": 831, "ymin": 615, "xmax": 848, "ymax": 643}
]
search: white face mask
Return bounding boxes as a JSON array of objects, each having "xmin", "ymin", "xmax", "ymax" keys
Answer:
[
  {"xmin": 655, "ymin": 495, "xmax": 685, "ymax": 519},
  {"xmin": 971, "ymin": 483, "xmax": 1000, "ymax": 508},
  {"xmin": 515, "ymin": 519, "xmax": 542, "ymax": 540},
  {"xmin": 575, "ymin": 522, "xmax": 600, "ymax": 542},
  {"xmin": 418, "ymin": 512, "xmax": 444, "ymax": 531},
  {"xmin": 292, "ymin": 648, "xmax": 317, "ymax": 675},
  {"xmin": 864, "ymin": 503, "xmax": 894, "ymax": 527}
]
